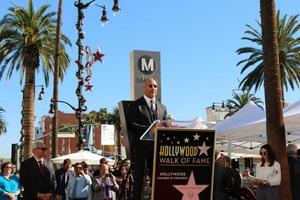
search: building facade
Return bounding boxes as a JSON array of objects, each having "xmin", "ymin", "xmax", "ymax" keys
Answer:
[{"xmin": 36, "ymin": 111, "xmax": 114, "ymax": 159}]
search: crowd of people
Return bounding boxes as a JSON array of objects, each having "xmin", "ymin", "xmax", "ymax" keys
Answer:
[
  {"xmin": 213, "ymin": 143, "xmax": 300, "ymax": 200},
  {"xmin": 0, "ymin": 140, "xmax": 138, "ymax": 200},
  {"xmin": 1, "ymin": 141, "xmax": 300, "ymax": 200},
  {"xmin": 1, "ymin": 79, "xmax": 300, "ymax": 200}
]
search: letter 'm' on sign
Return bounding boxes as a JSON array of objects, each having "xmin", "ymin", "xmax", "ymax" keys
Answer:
[
  {"xmin": 138, "ymin": 55, "xmax": 156, "ymax": 74},
  {"xmin": 141, "ymin": 58, "xmax": 154, "ymax": 72}
]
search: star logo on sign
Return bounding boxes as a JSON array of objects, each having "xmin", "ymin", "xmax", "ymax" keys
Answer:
[
  {"xmin": 184, "ymin": 137, "xmax": 189, "ymax": 143},
  {"xmin": 198, "ymin": 141, "xmax": 211, "ymax": 156},
  {"xmin": 173, "ymin": 171, "xmax": 208, "ymax": 200},
  {"xmin": 193, "ymin": 133, "xmax": 200, "ymax": 141}
]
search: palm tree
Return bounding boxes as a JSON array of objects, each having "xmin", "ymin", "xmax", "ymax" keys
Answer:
[
  {"xmin": 224, "ymin": 90, "xmax": 264, "ymax": 118},
  {"xmin": 236, "ymin": 11, "xmax": 300, "ymax": 103},
  {"xmin": 260, "ymin": 0, "xmax": 291, "ymax": 199},
  {"xmin": 0, "ymin": 0, "xmax": 71, "ymax": 159},
  {"xmin": 0, "ymin": 107, "xmax": 7, "ymax": 135}
]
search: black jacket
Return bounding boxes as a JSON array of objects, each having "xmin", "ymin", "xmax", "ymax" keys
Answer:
[{"xmin": 20, "ymin": 157, "xmax": 56, "ymax": 200}]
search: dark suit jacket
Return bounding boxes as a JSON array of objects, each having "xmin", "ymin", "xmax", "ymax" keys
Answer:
[
  {"xmin": 213, "ymin": 162, "xmax": 233, "ymax": 200},
  {"xmin": 288, "ymin": 156, "xmax": 300, "ymax": 200},
  {"xmin": 127, "ymin": 96, "xmax": 167, "ymax": 158},
  {"xmin": 55, "ymin": 167, "xmax": 71, "ymax": 196},
  {"xmin": 20, "ymin": 156, "xmax": 56, "ymax": 200}
]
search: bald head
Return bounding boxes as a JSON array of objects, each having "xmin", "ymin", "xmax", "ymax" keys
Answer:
[
  {"xmin": 287, "ymin": 143, "xmax": 298, "ymax": 157},
  {"xmin": 144, "ymin": 78, "xmax": 158, "ymax": 99}
]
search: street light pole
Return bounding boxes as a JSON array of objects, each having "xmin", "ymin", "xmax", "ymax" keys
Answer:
[
  {"xmin": 73, "ymin": 0, "xmax": 120, "ymax": 150},
  {"xmin": 49, "ymin": 98, "xmax": 87, "ymax": 150}
]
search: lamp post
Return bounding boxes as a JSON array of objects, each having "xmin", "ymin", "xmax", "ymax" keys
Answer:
[
  {"xmin": 64, "ymin": 0, "xmax": 120, "ymax": 151},
  {"xmin": 211, "ymin": 101, "xmax": 236, "ymax": 119},
  {"xmin": 49, "ymin": 98, "xmax": 87, "ymax": 150}
]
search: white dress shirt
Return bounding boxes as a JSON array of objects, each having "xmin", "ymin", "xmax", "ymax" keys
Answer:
[
  {"xmin": 255, "ymin": 161, "xmax": 281, "ymax": 186},
  {"xmin": 143, "ymin": 95, "xmax": 156, "ymax": 110}
]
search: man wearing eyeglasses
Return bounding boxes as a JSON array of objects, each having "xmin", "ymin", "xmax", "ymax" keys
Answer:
[
  {"xmin": 127, "ymin": 78, "xmax": 168, "ymax": 200},
  {"xmin": 66, "ymin": 163, "xmax": 92, "ymax": 200},
  {"xmin": 20, "ymin": 140, "xmax": 56, "ymax": 200}
]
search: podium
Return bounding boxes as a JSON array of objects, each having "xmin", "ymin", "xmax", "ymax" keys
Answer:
[{"xmin": 141, "ymin": 120, "xmax": 215, "ymax": 200}]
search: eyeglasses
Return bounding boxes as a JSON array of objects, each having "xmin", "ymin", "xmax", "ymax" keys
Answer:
[
  {"xmin": 260, "ymin": 151, "xmax": 268, "ymax": 156},
  {"xmin": 37, "ymin": 147, "xmax": 47, "ymax": 151},
  {"xmin": 148, "ymin": 84, "xmax": 157, "ymax": 88}
]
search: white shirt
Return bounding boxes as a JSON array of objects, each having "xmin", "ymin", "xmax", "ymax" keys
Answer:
[
  {"xmin": 255, "ymin": 161, "xmax": 281, "ymax": 186},
  {"xmin": 143, "ymin": 95, "xmax": 156, "ymax": 110}
]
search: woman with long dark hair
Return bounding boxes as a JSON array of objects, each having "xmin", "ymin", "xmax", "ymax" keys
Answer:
[
  {"xmin": 0, "ymin": 161, "xmax": 21, "ymax": 199},
  {"xmin": 255, "ymin": 144, "xmax": 281, "ymax": 200}
]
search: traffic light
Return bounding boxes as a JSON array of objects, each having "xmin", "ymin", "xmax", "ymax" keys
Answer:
[{"xmin": 11, "ymin": 143, "xmax": 19, "ymax": 164}]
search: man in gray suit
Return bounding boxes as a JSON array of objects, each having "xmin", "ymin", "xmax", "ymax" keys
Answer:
[
  {"xmin": 128, "ymin": 78, "xmax": 167, "ymax": 200},
  {"xmin": 20, "ymin": 140, "xmax": 56, "ymax": 200}
]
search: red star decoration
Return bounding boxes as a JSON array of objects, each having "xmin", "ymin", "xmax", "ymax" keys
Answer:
[
  {"xmin": 85, "ymin": 83, "xmax": 93, "ymax": 91},
  {"xmin": 93, "ymin": 50, "xmax": 104, "ymax": 63}
]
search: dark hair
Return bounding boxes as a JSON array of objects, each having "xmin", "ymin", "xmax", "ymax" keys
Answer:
[
  {"xmin": 100, "ymin": 158, "xmax": 108, "ymax": 164},
  {"xmin": 260, "ymin": 144, "xmax": 276, "ymax": 167},
  {"xmin": 1, "ymin": 161, "xmax": 12, "ymax": 173},
  {"xmin": 63, "ymin": 158, "xmax": 71, "ymax": 166},
  {"xmin": 81, "ymin": 161, "xmax": 88, "ymax": 168},
  {"xmin": 297, "ymin": 149, "xmax": 300, "ymax": 158},
  {"xmin": 74, "ymin": 162, "xmax": 82, "ymax": 168}
]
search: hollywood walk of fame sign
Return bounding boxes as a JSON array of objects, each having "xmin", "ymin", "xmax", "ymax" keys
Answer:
[{"xmin": 151, "ymin": 128, "xmax": 215, "ymax": 200}]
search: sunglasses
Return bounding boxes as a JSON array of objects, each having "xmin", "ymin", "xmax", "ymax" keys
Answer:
[
  {"xmin": 37, "ymin": 147, "xmax": 47, "ymax": 151},
  {"xmin": 148, "ymin": 84, "xmax": 158, "ymax": 88},
  {"xmin": 260, "ymin": 151, "xmax": 268, "ymax": 156}
]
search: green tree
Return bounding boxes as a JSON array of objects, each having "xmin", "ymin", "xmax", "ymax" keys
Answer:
[
  {"xmin": 224, "ymin": 90, "xmax": 264, "ymax": 118},
  {"xmin": 236, "ymin": 11, "xmax": 300, "ymax": 103},
  {"xmin": 260, "ymin": 0, "xmax": 291, "ymax": 199},
  {"xmin": 0, "ymin": 0, "xmax": 71, "ymax": 159},
  {"xmin": 0, "ymin": 107, "xmax": 7, "ymax": 135}
]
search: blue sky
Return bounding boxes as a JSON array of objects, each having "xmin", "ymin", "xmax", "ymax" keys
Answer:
[{"xmin": 1, "ymin": 0, "xmax": 300, "ymax": 158}]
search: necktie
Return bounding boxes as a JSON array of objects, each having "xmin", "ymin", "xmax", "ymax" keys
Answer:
[
  {"xmin": 150, "ymin": 100, "xmax": 156, "ymax": 120},
  {"xmin": 38, "ymin": 161, "xmax": 45, "ymax": 176},
  {"xmin": 150, "ymin": 100, "xmax": 155, "ymax": 112},
  {"xmin": 72, "ymin": 177, "xmax": 78, "ymax": 198}
]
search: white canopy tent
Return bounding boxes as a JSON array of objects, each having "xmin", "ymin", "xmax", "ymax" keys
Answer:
[
  {"xmin": 213, "ymin": 101, "xmax": 266, "ymax": 156},
  {"xmin": 52, "ymin": 150, "xmax": 115, "ymax": 165},
  {"xmin": 213, "ymin": 100, "xmax": 300, "ymax": 156}
]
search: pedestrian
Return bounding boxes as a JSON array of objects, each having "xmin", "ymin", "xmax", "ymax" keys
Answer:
[
  {"xmin": 56, "ymin": 158, "xmax": 73, "ymax": 200},
  {"xmin": 255, "ymin": 144, "xmax": 281, "ymax": 200},
  {"xmin": 213, "ymin": 151, "xmax": 233, "ymax": 200},
  {"xmin": 127, "ymin": 78, "xmax": 167, "ymax": 200},
  {"xmin": 20, "ymin": 140, "xmax": 56, "ymax": 200},
  {"xmin": 287, "ymin": 143, "xmax": 300, "ymax": 200},
  {"xmin": 0, "ymin": 161, "xmax": 21, "ymax": 199},
  {"xmin": 66, "ymin": 162, "xmax": 92, "ymax": 200},
  {"xmin": 92, "ymin": 163, "xmax": 119, "ymax": 200}
]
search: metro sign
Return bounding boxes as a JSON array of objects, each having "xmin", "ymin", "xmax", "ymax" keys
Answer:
[{"xmin": 138, "ymin": 55, "xmax": 156, "ymax": 74}]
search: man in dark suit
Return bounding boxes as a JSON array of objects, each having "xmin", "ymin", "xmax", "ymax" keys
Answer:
[
  {"xmin": 20, "ymin": 140, "xmax": 56, "ymax": 200},
  {"xmin": 213, "ymin": 152, "xmax": 233, "ymax": 200},
  {"xmin": 55, "ymin": 158, "xmax": 73, "ymax": 200},
  {"xmin": 127, "ymin": 78, "xmax": 167, "ymax": 200},
  {"xmin": 287, "ymin": 143, "xmax": 300, "ymax": 200}
]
